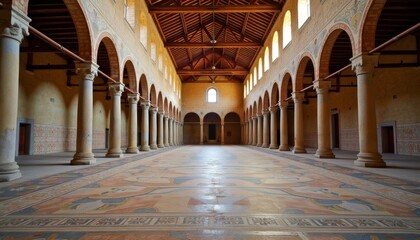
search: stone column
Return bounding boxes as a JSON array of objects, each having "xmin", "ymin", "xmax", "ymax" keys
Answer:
[
  {"xmin": 292, "ymin": 92, "xmax": 306, "ymax": 153},
  {"xmin": 257, "ymin": 114, "xmax": 263, "ymax": 147},
  {"xmin": 173, "ymin": 120, "xmax": 178, "ymax": 145},
  {"xmin": 106, "ymin": 83, "xmax": 125, "ymax": 158},
  {"xmin": 351, "ymin": 53, "xmax": 386, "ymax": 167},
  {"xmin": 157, "ymin": 111, "xmax": 165, "ymax": 148},
  {"xmin": 262, "ymin": 110, "xmax": 270, "ymax": 148},
  {"xmin": 200, "ymin": 121, "xmax": 204, "ymax": 144},
  {"xmin": 269, "ymin": 106, "xmax": 279, "ymax": 149},
  {"xmin": 140, "ymin": 99, "xmax": 150, "ymax": 151},
  {"xmin": 314, "ymin": 80, "xmax": 335, "ymax": 158},
  {"xmin": 248, "ymin": 119, "xmax": 252, "ymax": 145},
  {"xmin": 252, "ymin": 117, "xmax": 258, "ymax": 145},
  {"xmin": 164, "ymin": 114, "xmax": 169, "ymax": 147},
  {"xmin": 169, "ymin": 118, "xmax": 173, "ymax": 146},
  {"xmin": 72, "ymin": 62, "xmax": 99, "ymax": 164},
  {"xmin": 279, "ymin": 101, "xmax": 289, "ymax": 151},
  {"xmin": 221, "ymin": 122, "xmax": 225, "ymax": 144},
  {"xmin": 126, "ymin": 93, "xmax": 140, "ymax": 154},
  {"xmin": 0, "ymin": 8, "xmax": 30, "ymax": 181},
  {"xmin": 149, "ymin": 106, "xmax": 158, "ymax": 150}
]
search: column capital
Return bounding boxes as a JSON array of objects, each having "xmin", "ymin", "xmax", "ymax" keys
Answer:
[
  {"xmin": 108, "ymin": 83, "xmax": 125, "ymax": 96},
  {"xmin": 269, "ymin": 105, "xmax": 279, "ymax": 112},
  {"xmin": 140, "ymin": 99, "xmax": 151, "ymax": 107},
  {"xmin": 150, "ymin": 106, "xmax": 158, "ymax": 112},
  {"xmin": 279, "ymin": 101, "xmax": 288, "ymax": 109},
  {"xmin": 350, "ymin": 53, "xmax": 379, "ymax": 75},
  {"xmin": 292, "ymin": 92, "xmax": 305, "ymax": 103},
  {"xmin": 127, "ymin": 93, "xmax": 140, "ymax": 104},
  {"xmin": 0, "ymin": 5, "xmax": 30, "ymax": 42},
  {"xmin": 262, "ymin": 109, "xmax": 270, "ymax": 116},
  {"xmin": 313, "ymin": 80, "xmax": 331, "ymax": 95},
  {"xmin": 75, "ymin": 61, "xmax": 99, "ymax": 81}
]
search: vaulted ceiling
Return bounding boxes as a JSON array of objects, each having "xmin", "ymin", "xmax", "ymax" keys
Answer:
[{"xmin": 147, "ymin": 0, "xmax": 286, "ymax": 83}]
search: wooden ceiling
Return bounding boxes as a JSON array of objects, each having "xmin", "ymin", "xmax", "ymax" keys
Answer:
[{"xmin": 147, "ymin": 0, "xmax": 286, "ymax": 83}]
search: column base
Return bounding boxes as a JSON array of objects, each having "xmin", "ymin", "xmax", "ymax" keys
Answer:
[
  {"xmin": 279, "ymin": 145, "xmax": 289, "ymax": 151},
  {"xmin": 158, "ymin": 144, "xmax": 165, "ymax": 148},
  {"xmin": 269, "ymin": 144, "xmax": 279, "ymax": 149},
  {"xmin": 150, "ymin": 144, "xmax": 158, "ymax": 150},
  {"xmin": 262, "ymin": 143, "xmax": 269, "ymax": 148},
  {"xmin": 256, "ymin": 143, "xmax": 262, "ymax": 147},
  {"xmin": 292, "ymin": 146, "xmax": 307, "ymax": 154},
  {"xmin": 354, "ymin": 152, "xmax": 386, "ymax": 168},
  {"xmin": 72, "ymin": 152, "xmax": 96, "ymax": 165},
  {"xmin": 315, "ymin": 149, "xmax": 335, "ymax": 158},
  {"xmin": 140, "ymin": 145, "xmax": 150, "ymax": 151},
  {"xmin": 125, "ymin": 147, "xmax": 139, "ymax": 154},
  {"xmin": 0, "ymin": 161, "xmax": 22, "ymax": 181},
  {"xmin": 106, "ymin": 149, "xmax": 124, "ymax": 158}
]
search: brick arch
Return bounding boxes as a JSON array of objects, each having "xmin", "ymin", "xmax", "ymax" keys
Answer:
[
  {"xmin": 150, "ymin": 84, "xmax": 157, "ymax": 105},
  {"xmin": 139, "ymin": 74, "xmax": 149, "ymax": 100},
  {"xmin": 164, "ymin": 97, "xmax": 168, "ymax": 113},
  {"xmin": 279, "ymin": 72, "xmax": 293, "ymax": 101},
  {"xmin": 63, "ymin": 0, "xmax": 94, "ymax": 60},
  {"xmin": 158, "ymin": 92, "xmax": 163, "ymax": 110},
  {"xmin": 263, "ymin": 91, "xmax": 270, "ymax": 111},
  {"xmin": 318, "ymin": 24, "xmax": 356, "ymax": 79},
  {"xmin": 253, "ymin": 102, "xmax": 257, "ymax": 117},
  {"xmin": 271, "ymin": 82, "xmax": 279, "ymax": 106},
  {"xmin": 122, "ymin": 58, "xmax": 137, "ymax": 92},
  {"xmin": 169, "ymin": 102, "xmax": 173, "ymax": 118},
  {"xmin": 295, "ymin": 53, "xmax": 317, "ymax": 89},
  {"xmin": 257, "ymin": 97, "xmax": 263, "ymax": 115},
  {"xmin": 249, "ymin": 105, "xmax": 253, "ymax": 119},
  {"xmin": 95, "ymin": 33, "xmax": 120, "ymax": 81},
  {"xmin": 359, "ymin": 0, "xmax": 387, "ymax": 53}
]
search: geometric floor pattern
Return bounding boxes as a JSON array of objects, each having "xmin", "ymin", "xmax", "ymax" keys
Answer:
[{"xmin": 0, "ymin": 145, "xmax": 419, "ymax": 239}]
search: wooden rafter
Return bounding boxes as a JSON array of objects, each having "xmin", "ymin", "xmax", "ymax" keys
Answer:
[
  {"xmin": 177, "ymin": 69, "xmax": 249, "ymax": 75},
  {"xmin": 165, "ymin": 42, "xmax": 262, "ymax": 48},
  {"xmin": 149, "ymin": 5, "xmax": 283, "ymax": 14}
]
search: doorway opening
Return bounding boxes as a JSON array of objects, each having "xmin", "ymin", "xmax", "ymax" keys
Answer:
[
  {"xmin": 331, "ymin": 112, "xmax": 340, "ymax": 148},
  {"xmin": 18, "ymin": 123, "xmax": 31, "ymax": 155},
  {"xmin": 208, "ymin": 124, "xmax": 216, "ymax": 140},
  {"xmin": 381, "ymin": 125, "xmax": 395, "ymax": 154}
]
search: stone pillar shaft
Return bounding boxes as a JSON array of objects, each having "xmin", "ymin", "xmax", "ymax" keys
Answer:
[
  {"xmin": 126, "ymin": 94, "xmax": 140, "ymax": 154},
  {"xmin": 269, "ymin": 106, "xmax": 279, "ymax": 149},
  {"xmin": 106, "ymin": 83, "xmax": 124, "ymax": 158},
  {"xmin": 221, "ymin": 123, "xmax": 225, "ymax": 144},
  {"xmin": 351, "ymin": 53, "xmax": 385, "ymax": 167},
  {"xmin": 200, "ymin": 123, "xmax": 204, "ymax": 144},
  {"xmin": 279, "ymin": 102, "xmax": 289, "ymax": 151},
  {"xmin": 248, "ymin": 120, "xmax": 252, "ymax": 145},
  {"xmin": 140, "ymin": 100, "xmax": 150, "ymax": 151},
  {"xmin": 252, "ymin": 117, "xmax": 257, "ymax": 145},
  {"xmin": 149, "ymin": 106, "xmax": 158, "ymax": 150},
  {"xmin": 0, "ymin": 9, "xmax": 30, "ymax": 181},
  {"xmin": 164, "ymin": 115, "xmax": 169, "ymax": 147},
  {"xmin": 158, "ymin": 112, "xmax": 165, "ymax": 148},
  {"xmin": 314, "ymin": 80, "xmax": 335, "ymax": 158},
  {"xmin": 262, "ymin": 110, "xmax": 270, "ymax": 148},
  {"xmin": 257, "ymin": 114, "xmax": 263, "ymax": 147},
  {"xmin": 169, "ymin": 118, "xmax": 173, "ymax": 146},
  {"xmin": 292, "ymin": 92, "xmax": 306, "ymax": 153}
]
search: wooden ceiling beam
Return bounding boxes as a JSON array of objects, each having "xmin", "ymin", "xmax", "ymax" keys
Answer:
[
  {"xmin": 149, "ymin": 5, "xmax": 283, "ymax": 14},
  {"xmin": 165, "ymin": 42, "xmax": 262, "ymax": 48},
  {"xmin": 177, "ymin": 69, "xmax": 249, "ymax": 75}
]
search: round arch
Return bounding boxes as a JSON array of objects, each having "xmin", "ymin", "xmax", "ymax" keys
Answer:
[
  {"xmin": 203, "ymin": 112, "xmax": 222, "ymax": 144},
  {"xmin": 122, "ymin": 59, "xmax": 137, "ymax": 92},
  {"xmin": 95, "ymin": 34, "xmax": 120, "ymax": 81},
  {"xmin": 224, "ymin": 112, "xmax": 241, "ymax": 144},
  {"xmin": 183, "ymin": 112, "xmax": 200, "ymax": 144},
  {"xmin": 139, "ymin": 74, "xmax": 149, "ymax": 100}
]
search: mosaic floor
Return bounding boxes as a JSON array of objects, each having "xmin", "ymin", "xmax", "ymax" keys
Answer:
[{"xmin": 0, "ymin": 146, "xmax": 419, "ymax": 239}]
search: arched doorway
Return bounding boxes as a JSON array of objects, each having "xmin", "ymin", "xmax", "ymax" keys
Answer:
[
  {"xmin": 224, "ymin": 112, "xmax": 241, "ymax": 144},
  {"xmin": 203, "ymin": 112, "xmax": 221, "ymax": 144},
  {"xmin": 183, "ymin": 112, "xmax": 200, "ymax": 144}
]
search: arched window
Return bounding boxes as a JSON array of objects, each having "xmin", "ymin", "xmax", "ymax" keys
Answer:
[
  {"xmin": 253, "ymin": 67, "xmax": 257, "ymax": 86},
  {"xmin": 249, "ymin": 74, "xmax": 253, "ymax": 91},
  {"xmin": 264, "ymin": 47, "xmax": 270, "ymax": 71},
  {"xmin": 207, "ymin": 88, "xmax": 217, "ymax": 103},
  {"xmin": 140, "ymin": 13, "xmax": 148, "ymax": 48},
  {"xmin": 298, "ymin": 0, "xmax": 310, "ymax": 28},
  {"xmin": 124, "ymin": 0, "xmax": 135, "ymax": 29},
  {"xmin": 243, "ymin": 85, "xmax": 246, "ymax": 98},
  {"xmin": 151, "ymin": 42, "xmax": 156, "ymax": 61},
  {"xmin": 272, "ymin": 31, "xmax": 279, "ymax": 61},
  {"xmin": 283, "ymin": 10, "xmax": 292, "ymax": 48},
  {"xmin": 258, "ymin": 58, "xmax": 263, "ymax": 80},
  {"xmin": 158, "ymin": 54, "xmax": 163, "ymax": 72}
]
